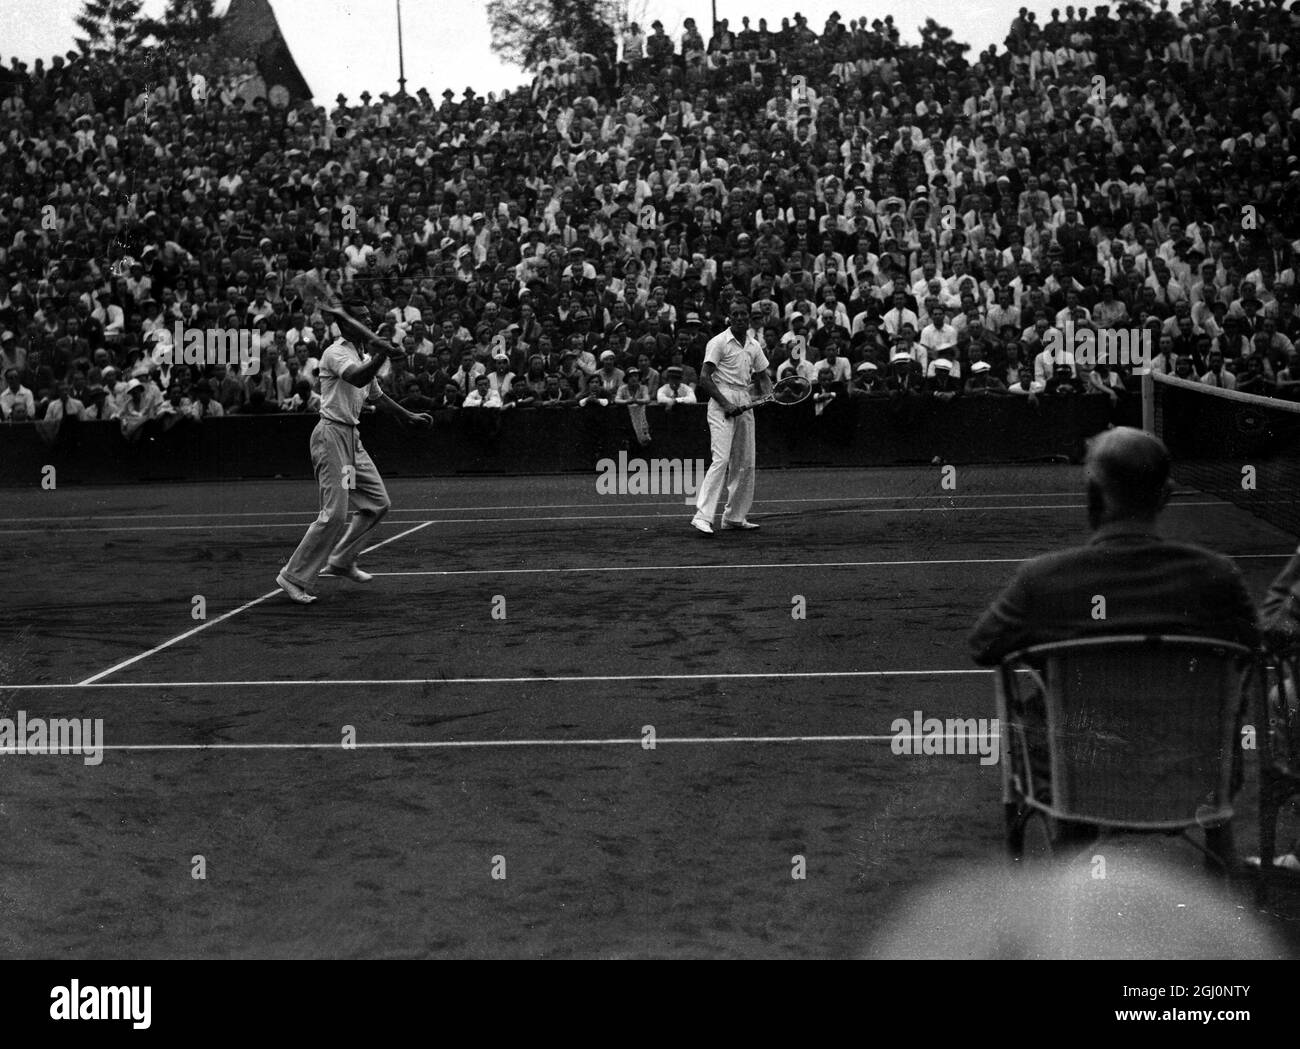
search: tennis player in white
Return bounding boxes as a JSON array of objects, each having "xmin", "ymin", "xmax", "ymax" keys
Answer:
[
  {"xmin": 276, "ymin": 304, "xmax": 432, "ymax": 604},
  {"xmin": 692, "ymin": 299, "xmax": 772, "ymax": 535}
]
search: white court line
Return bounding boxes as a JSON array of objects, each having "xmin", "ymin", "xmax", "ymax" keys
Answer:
[
  {"xmin": 44, "ymin": 544, "xmax": 1293, "ymax": 689},
  {"xmin": 370, "ymin": 551, "xmax": 1292, "ymax": 579},
  {"xmin": 0, "ymin": 492, "xmax": 1090, "ymax": 524},
  {"xmin": 9, "ymin": 668, "xmax": 991, "ymax": 691},
  {"xmin": 74, "ymin": 520, "xmax": 433, "ymax": 687},
  {"xmin": 0, "ymin": 500, "xmax": 1231, "ymax": 534},
  {"xmin": 64, "ymin": 733, "xmax": 1000, "ymax": 753}
]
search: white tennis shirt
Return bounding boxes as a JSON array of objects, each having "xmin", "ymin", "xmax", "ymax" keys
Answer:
[
  {"xmin": 318, "ymin": 339, "xmax": 382, "ymax": 425},
  {"xmin": 704, "ymin": 326, "xmax": 770, "ymax": 392}
]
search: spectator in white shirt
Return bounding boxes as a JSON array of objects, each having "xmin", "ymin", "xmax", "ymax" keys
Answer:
[
  {"xmin": 1, "ymin": 368, "xmax": 35, "ymax": 420},
  {"xmin": 657, "ymin": 366, "xmax": 697, "ymax": 406},
  {"xmin": 1200, "ymin": 350, "xmax": 1237, "ymax": 390},
  {"xmin": 920, "ymin": 306, "xmax": 959, "ymax": 357},
  {"xmin": 283, "ymin": 379, "xmax": 321, "ymax": 413},
  {"xmin": 94, "ymin": 291, "xmax": 125, "ymax": 343},
  {"xmin": 615, "ymin": 367, "xmax": 652, "ymax": 404},
  {"xmin": 1006, "ymin": 365, "xmax": 1045, "ymax": 399},
  {"xmin": 186, "ymin": 379, "xmax": 225, "ymax": 419},
  {"xmin": 818, "ymin": 342, "xmax": 852, "ymax": 384},
  {"xmin": 881, "ymin": 292, "xmax": 921, "ymax": 337},
  {"xmin": 1033, "ymin": 339, "xmax": 1076, "ymax": 383},
  {"xmin": 42, "ymin": 381, "xmax": 84, "ymax": 423},
  {"xmin": 463, "ymin": 373, "xmax": 504, "ymax": 408}
]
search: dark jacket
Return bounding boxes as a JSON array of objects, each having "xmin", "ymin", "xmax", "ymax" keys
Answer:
[
  {"xmin": 1262, "ymin": 546, "xmax": 1300, "ymax": 637},
  {"xmin": 969, "ymin": 522, "xmax": 1260, "ymax": 666}
]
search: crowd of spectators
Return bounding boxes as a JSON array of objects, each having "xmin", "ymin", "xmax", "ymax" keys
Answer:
[{"xmin": 2, "ymin": 0, "xmax": 1300, "ymax": 439}]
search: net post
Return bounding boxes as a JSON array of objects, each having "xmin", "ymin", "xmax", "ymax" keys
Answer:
[{"xmin": 1141, "ymin": 370, "xmax": 1154, "ymax": 434}]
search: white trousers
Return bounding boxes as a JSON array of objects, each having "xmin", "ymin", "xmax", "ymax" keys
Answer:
[
  {"xmin": 281, "ymin": 420, "xmax": 391, "ymax": 592},
  {"xmin": 694, "ymin": 398, "xmax": 756, "ymax": 524}
]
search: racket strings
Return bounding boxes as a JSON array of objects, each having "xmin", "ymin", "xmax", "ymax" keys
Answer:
[{"xmin": 771, "ymin": 376, "xmax": 813, "ymax": 405}]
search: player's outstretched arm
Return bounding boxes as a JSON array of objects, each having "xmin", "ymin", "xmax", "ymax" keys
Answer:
[{"xmin": 373, "ymin": 391, "xmax": 433, "ymax": 429}]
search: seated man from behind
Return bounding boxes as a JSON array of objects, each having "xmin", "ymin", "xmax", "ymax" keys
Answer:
[
  {"xmin": 970, "ymin": 428, "xmax": 1258, "ymax": 663},
  {"xmin": 969, "ymin": 427, "xmax": 1260, "ymax": 848}
]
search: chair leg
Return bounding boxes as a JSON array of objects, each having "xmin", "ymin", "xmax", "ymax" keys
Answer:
[
  {"xmin": 1203, "ymin": 822, "xmax": 1235, "ymax": 882},
  {"xmin": 1005, "ymin": 802, "xmax": 1026, "ymax": 861},
  {"xmin": 1022, "ymin": 810, "xmax": 1059, "ymax": 860},
  {"xmin": 1258, "ymin": 781, "xmax": 1278, "ymax": 909}
]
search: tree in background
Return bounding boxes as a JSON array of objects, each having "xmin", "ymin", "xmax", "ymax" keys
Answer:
[
  {"xmin": 485, "ymin": 0, "xmax": 622, "ymax": 69},
  {"xmin": 918, "ymin": 18, "xmax": 971, "ymax": 64},
  {"xmin": 74, "ymin": 0, "xmax": 146, "ymax": 56},
  {"xmin": 138, "ymin": 0, "xmax": 223, "ymax": 52}
]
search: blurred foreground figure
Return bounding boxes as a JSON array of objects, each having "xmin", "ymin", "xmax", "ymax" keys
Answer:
[{"xmin": 865, "ymin": 849, "xmax": 1287, "ymax": 960}]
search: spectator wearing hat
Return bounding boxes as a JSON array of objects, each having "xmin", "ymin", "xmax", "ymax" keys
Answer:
[
  {"xmin": 81, "ymin": 381, "xmax": 114, "ymax": 421},
  {"xmin": 657, "ymin": 365, "xmax": 697, "ymax": 407},
  {"xmin": 964, "ymin": 360, "xmax": 1006, "ymax": 396},
  {"xmin": 487, "ymin": 353, "xmax": 516, "ymax": 399},
  {"xmin": 595, "ymin": 350, "xmax": 624, "ymax": 397},
  {"xmin": 885, "ymin": 351, "xmax": 923, "ymax": 394},
  {"xmin": 116, "ymin": 377, "xmax": 160, "ymax": 440},
  {"xmin": 779, "ymin": 312, "xmax": 811, "ymax": 361},
  {"xmin": 851, "ymin": 360, "xmax": 886, "ymax": 396},
  {"xmin": 615, "ymin": 367, "xmax": 651, "ymax": 404},
  {"xmin": 928, "ymin": 359, "xmax": 961, "ymax": 401}
]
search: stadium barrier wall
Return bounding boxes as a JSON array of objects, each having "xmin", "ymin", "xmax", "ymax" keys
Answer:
[{"xmin": 0, "ymin": 398, "xmax": 1119, "ymax": 486}]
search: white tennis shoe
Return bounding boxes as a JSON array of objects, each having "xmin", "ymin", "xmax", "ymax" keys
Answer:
[
  {"xmin": 320, "ymin": 563, "xmax": 373, "ymax": 582},
  {"xmin": 721, "ymin": 519, "xmax": 760, "ymax": 530},
  {"xmin": 690, "ymin": 517, "xmax": 714, "ymax": 535},
  {"xmin": 275, "ymin": 572, "xmax": 317, "ymax": 604}
]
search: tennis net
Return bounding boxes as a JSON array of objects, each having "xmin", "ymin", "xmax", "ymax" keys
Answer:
[{"xmin": 1144, "ymin": 371, "xmax": 1300, "ymax": 539}]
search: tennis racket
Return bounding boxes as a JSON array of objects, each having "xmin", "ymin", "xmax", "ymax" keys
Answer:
[
  {"xmin": 319, "ymin": 301, "xmax": 402, "ymax": 358},
  {"xmin": 728, "ymin": 375, "xmax": 813, "ymax": 415}
]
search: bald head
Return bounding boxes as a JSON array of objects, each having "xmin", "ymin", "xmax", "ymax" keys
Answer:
[{"xmin": 1085, "ymin": 427, "xmax": 1171, "ymax": 524}]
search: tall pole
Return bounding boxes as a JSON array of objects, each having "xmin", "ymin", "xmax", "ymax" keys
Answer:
[
  {"xmin": 396, "ymin": 0, "xmax": 408, "ymax": 96},
  {"xmin": 711, "ymin": 0, "xmax": 718, "ymax": 32}
]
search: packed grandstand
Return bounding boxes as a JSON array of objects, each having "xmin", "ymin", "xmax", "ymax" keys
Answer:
[{"xmin": 1, "ymin": 0, "xmax": 1298, "ymax": 435}]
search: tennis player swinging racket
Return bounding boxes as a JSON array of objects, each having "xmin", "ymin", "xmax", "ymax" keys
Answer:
[{"xmin": 691, "ymin": 300, "xmax": 810, "ymax": 535}]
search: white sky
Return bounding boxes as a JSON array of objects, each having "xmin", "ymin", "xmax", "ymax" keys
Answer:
[{"xmin": 4, "ymin": 0, "xmax": 1067, "ymax": 104}]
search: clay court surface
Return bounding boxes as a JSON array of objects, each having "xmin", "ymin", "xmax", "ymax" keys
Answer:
[{"xmin": 2, "ymin": 464, "xmax": 1298, "ymax": 958}]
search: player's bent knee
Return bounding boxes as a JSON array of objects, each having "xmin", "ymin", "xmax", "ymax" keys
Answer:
[{"xmin": 316, "ymin": 506, "xmax": 348, "ymax": 528}]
